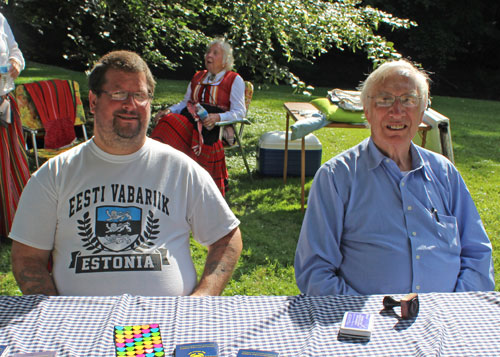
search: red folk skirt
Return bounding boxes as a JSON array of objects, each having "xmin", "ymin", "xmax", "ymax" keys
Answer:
[
  {"xmin": 150, "ymin": 113, "xmax": 228, "ymax": 196},
  {"xmin": 0, "ymin": 94, "xmax": 30, "ymax": 238}
]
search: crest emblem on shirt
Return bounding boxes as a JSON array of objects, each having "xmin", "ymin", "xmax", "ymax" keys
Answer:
[
  {"xmin": 77, "ymin": 206, "xmax": 160, "ymax": 253},
  {"xmin": 95, "ymin": 206, "xmax": 142, "ymax": 251}
]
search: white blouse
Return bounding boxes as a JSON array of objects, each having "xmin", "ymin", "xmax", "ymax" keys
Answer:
[{"xmin": 0, "ymin": 12, "xmax": 25, "ymax": 70}]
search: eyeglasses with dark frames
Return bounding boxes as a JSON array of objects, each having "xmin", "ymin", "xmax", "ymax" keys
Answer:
[{"xmin": 100, "ymin": 90, "xmax": 153, "ymax": 105}]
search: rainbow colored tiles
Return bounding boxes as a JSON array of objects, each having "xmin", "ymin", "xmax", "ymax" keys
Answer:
[{"xmin": 114, "ymin": 324, "xmax": 165, "ymax": 357}]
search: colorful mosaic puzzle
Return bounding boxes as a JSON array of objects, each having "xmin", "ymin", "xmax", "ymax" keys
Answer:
[{"xmin": 114, "ymin": 324, "xmax": 165, "ymax": 357}]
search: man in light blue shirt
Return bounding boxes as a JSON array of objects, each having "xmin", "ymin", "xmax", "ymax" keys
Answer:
[{"xmin": 294, "ymin": 60, "xmax": 495, "ymax": 295}]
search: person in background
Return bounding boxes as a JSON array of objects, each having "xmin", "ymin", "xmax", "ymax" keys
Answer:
[
  {"xmin": 150, "ymin": 38, "xmax": 246, "ymax": 196},
  {"xmin": 9, "ymin": 50, "xmax": 242, "ymax": 296},
  {"xmin": 0, "ymin": 12, "xmax": 30, "ymax": 241},
  {"xmin": 294, "ymin": 59, "xmax": 494, "ymax": 295}
]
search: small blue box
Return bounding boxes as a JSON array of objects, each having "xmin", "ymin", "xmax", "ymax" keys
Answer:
[
  {"xmin": 257, "ymin": 130, "xmax": 322, "ymax": 177},
  {"xmin": 174, "ymin": 342, "xmax": 219, "ymax": 356}
]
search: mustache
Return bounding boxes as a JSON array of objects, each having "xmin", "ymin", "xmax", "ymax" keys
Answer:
[{"xmin": 113, "ymin": 109, "xmax": 140, "ymax": 117}]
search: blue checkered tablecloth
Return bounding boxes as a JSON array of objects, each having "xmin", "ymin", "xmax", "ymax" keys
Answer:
[{"xmin": 0, "ymin": 292, "xmax": 499, "ymax": 356}]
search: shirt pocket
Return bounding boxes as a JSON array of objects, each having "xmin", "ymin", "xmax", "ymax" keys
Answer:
[{"xmin": 433, "ymin": 213, "xmax": 461, "ymax": 253}]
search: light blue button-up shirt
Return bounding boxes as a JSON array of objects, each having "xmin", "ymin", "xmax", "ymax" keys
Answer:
[{"xmin": 295, "ymin": 138, "xmax": 494, "ymax": 295}]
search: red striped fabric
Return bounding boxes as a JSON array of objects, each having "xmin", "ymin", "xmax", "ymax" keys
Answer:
[
  {"xmin": 150, "ymin": 113, "xmax": 228, "ymax": 196},
  {"xmin": 191, "ymin": 70, "xmax": 237, "ymax": 111},
  {"xmin": 0, "ymin": 94, "xmax": 30, "ymax": 238},
  {"xmin": 24, "ymin": 80, "xmax": 76, "ymax": 149}
]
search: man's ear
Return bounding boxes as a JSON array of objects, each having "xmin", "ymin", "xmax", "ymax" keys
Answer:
[
  {"xmin": 364, "ymin": 108, "xmax": 371, "ymax": 124},
  {"xmin": 89, "ymin": 91, "xmax": 97, "ymax": 114},
  {"xmin": 419, "ymin": 111, "xmax": 425, "ymax": 125}
]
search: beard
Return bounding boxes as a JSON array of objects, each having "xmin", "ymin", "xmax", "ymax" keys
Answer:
[
  {"xmin": 113, "ymin": 117, "xmax": 142, "ymax": 139},
  {"xmin": 112, "ymin": 109, "xmax": 144, "ymax": 139}
]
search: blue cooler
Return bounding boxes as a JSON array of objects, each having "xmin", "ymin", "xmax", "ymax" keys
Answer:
[{"xmin": 257, "ymin": 130, "xmax": 322, "ymax": 177}]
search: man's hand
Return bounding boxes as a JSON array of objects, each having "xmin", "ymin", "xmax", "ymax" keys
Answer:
[
  {"xmin": 11, "ymin": 241, "xmax": 58, "ymax": 296},
  {"xmin": 190, "ymin": 227, "xmax": 242, "ymax": 296}
]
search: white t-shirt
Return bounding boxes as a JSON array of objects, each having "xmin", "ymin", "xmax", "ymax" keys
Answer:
[{"xmin": 10, "ymin": 138, "xmax": 240, "ymax": 296}]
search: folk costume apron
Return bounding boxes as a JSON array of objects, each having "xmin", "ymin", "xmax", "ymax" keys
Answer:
[
  {"xmin": 0, "ymin": 93, "xmax": 30, "ymax": 239},
  {"xmin": 151, "ymin": 70, "xmax": 238, "ymax": 196}
]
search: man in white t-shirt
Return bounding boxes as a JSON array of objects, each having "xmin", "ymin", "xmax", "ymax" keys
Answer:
[{"xmin": 9, "ymin": 50, "xmax": 242, "ymax": 296}]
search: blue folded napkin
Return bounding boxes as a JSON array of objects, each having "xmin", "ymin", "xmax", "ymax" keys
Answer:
[{"xmin": 290, "ymin": 112, "xmax": 327, "ymax": 140}]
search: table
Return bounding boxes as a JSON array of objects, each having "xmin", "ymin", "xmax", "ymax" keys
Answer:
[
  {"xmin": 283, "ymin": 102, "xmax": 431, "ymax": 211},
  {"xmin": 0, "ymin": 292, "xmax": 499, "ymax": 356}
]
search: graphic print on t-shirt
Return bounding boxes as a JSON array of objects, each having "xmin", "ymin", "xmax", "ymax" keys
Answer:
[
  {"xmin": 69, "ymin": 206, "xmax": 168, "ymax": 274},
  {"xmin": 95, "ymin": 206, "xmax": 142, "ymax": 251},
  {"xmin": 67, "ymin": 184, "xmax": 172, "ymax": 275}
]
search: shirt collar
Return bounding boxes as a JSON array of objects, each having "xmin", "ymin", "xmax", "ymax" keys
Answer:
[
  {"xmin": 366, "ymin": 137, "xmax": 432, "ymax": 181},
  {"xmin": 411, "ymin": 143, "xmax": 433, "ymax": 181},
  {"xmin": 366, "ymin": 137, "xmax": 387, "ymax": 170},
  {"xmin": 202, "ymin": 70, "xmax": 226, "ymax": 85}
]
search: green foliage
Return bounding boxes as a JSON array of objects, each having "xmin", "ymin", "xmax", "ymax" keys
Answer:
[
  {"xmin": 2, "ymin": 0, "xmax": 414, "ymax": 92},
  {"xmin": 221, "ymin": 0, "xmax": 415, "ymax": 92},
  {"xmin": 364, "ymin": 0, "xmax": 500, "ymax": 71}
]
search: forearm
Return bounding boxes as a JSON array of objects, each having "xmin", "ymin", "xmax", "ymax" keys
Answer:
[
  {"xmin": 11, "ymin": 241, "xmax": 58, "ymax": 296},
  {"xmin": 455, "ymin": 267, "xmax": 495, "ymax": 292},
  {"xmin": 455, "ymin": 251, "xmax": 495, "ymax": 292},
  {"xmin": 13, "ymin": 260, "xmax": 58, "ymax": 296},
  {"xmin": 191, "ymin": 227, "xmax": 242, "ymax": 296},
  {"xmin": 294, "ymin": 167, "xmax": 359, "ymax": 295},
  {"xmin": 218, "ymin": 108, "xmax": 244, "ymax": 122},
  {"xmin": 455, "ymin": 228, "xmax": 495, "ymax": 292},
  {"xmin": 295, "ymin": 264, "xmax": 361, "ymax": 296},
  {"xmin": 4, "ymin": 21, "xmax": 25, "ymax": 70},
  {"xmin": 449, "ymin": 169, "xmax": 495, "ymax": 292}
]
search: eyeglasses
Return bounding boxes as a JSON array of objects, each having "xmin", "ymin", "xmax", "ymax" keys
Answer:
[
  {"xmin": 100, "ymin": 90, "xmax": 153, "ymax": 105},
  {"xmin": 369, "ymin": 93, "xmax": 421, "ymax": 108}
]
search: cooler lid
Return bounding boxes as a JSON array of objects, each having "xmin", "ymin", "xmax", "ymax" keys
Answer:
[{"xmin": 259, "ymin": 130, "xmax": 322, "ymax": 150}]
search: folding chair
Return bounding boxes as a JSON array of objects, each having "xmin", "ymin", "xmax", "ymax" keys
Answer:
[
  {"xmin": 14, "ymin": 79, "xmax": 88, "ymax": 168},
  {"xmin": 216, "ymin": 81, "xmax": 253, "ymax": 176}
]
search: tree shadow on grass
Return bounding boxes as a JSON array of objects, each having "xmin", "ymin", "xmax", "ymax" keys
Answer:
[{"xmin": 225, "ymin": 172, "xmax": 312, "ymax": 283}]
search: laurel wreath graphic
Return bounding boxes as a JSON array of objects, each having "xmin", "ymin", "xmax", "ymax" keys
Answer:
[{"xmin": 78, "ymin": 210, "xmax": 160, "ymax": 254}]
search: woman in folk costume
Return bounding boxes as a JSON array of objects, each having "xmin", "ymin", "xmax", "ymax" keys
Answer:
[
  {"xmin": 151, "ymin": 38, "xmax": 246, "ymax": 196},
  {"xmin": 0, "ymin": 12, "xmax": 30, "ymax": 240}
]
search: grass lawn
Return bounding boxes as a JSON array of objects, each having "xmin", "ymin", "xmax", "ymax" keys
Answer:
[{"xmin": 1, "ymin": 61, "xmax": 498, "ymax": 295}]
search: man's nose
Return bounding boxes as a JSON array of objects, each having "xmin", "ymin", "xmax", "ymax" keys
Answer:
[
  {"xmin": 121, "ymin": 95, "xmax": 138, "ymax": 110},
  {"xmin": 390, "ymin": 99, "xmax": 404, "ymax": 113}
]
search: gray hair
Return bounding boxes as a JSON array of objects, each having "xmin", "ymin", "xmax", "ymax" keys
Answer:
[
  {"xmin": 207, "ymin": 38, "xmax": 234, "ymax": 71},
  {"xmin": 359, "ymin": 59, "xmax": 430, "ymax": 112}
]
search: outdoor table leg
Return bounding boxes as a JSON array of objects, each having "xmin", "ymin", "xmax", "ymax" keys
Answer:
[
  {"xmin": 301, "ymin": 137, "xmax": 305, "ymax": 211},
  {"xmin": 421, "ymin": 131, "xmax": 427, "ymax": 148},
  {"xmin": 283, "ymin": 112, "xmax": 290, "ymax": 184}
]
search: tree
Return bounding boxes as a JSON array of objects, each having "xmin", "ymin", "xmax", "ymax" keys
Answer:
[
  {"xmin": 215, "ymin": 0, "xmax": 415, "ymax": 93},
  {"xmin": 2, "ymin": 0, "xmax": 415, "ymax": 93},
  {"xmin": 364, "ymin": 0, "xmax": 500, "ymax": 70},
  {"xmin": 363, "ymin": 0, "xmax": 500, "ymax": 98}
]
